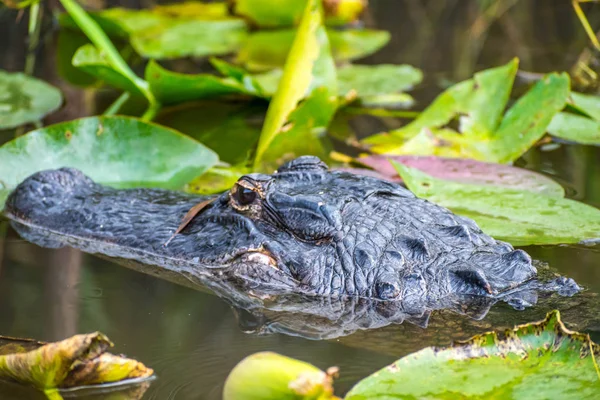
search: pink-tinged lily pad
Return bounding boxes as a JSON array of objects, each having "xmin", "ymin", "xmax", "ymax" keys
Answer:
[{"xmin": 357, "ymin": 155, "xmax": 565, "ymax": 197}]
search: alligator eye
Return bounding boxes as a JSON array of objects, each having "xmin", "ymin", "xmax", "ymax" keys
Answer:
[{"xmin": 236, "ymin": 186, "xmax": 257, "ymax": 206}]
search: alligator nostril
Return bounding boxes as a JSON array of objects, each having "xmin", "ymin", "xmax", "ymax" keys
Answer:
[{"xmin": 375, "ymin": 281, "xmax": 400, "ymax": 300}]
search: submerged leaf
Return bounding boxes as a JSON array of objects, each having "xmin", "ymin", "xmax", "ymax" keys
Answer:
[
  {"xmin": 0, "ymin": 116, "xmax": 218, "ymax": 209},
  {"xmin": 0, "ymin": 70, "xmax": 63, "ymax": 129},
  {"xmin": 346, "ymin": 310, "xmax": 600, "ymax": 399},
  {"xmin": 358, "ymin": 155, "xmax": 565, "ymax": 197},
  {"xmin": 394, "ymin": 162, "xmax": 600, "ymax": 246},
  {"xmin": 223, "ymin": 352, "xmax": 339, "ymax": 400},
  {"xmin": 0, "ymin": 333, "xmax": 153, "ymax": 390},
  {"xmin": 238, "ymin": 29, "xmax": 389, "ymax": 71}
]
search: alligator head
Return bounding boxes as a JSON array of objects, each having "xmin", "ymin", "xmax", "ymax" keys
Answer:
[{"xmin": 3, "ymin": 156, "xmax": 579, "ymax": 304}]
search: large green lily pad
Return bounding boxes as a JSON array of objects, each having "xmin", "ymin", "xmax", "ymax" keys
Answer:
[
  {"xmin": 345, "ymin": 310, "xmax": 600, "ymax": 399},
  {"xmin": 0, "ymin": 116, "xmax": 218, "ymax": 209},
  {"xmin": 394, "ymin": 161, "xmax": 600, "ymax": 246},
  {"xmin": 0, "ymin": 71, "xmax": 63, "ymax": 129}
]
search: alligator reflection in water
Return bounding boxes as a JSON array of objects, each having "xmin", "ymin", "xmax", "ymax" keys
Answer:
[{"xmin": 5, "ymin": 222, "xmax": 592, "ymax": 342}]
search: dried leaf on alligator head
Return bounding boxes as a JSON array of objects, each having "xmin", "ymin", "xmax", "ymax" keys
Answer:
[{"xmin": 0, "ymin": 332, "xmax": 154, "ymax": 397}]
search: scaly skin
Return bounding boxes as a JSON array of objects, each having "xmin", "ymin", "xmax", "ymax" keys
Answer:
[{"xmin": 3, "ymin": 156, "xmax": 579, "ymax": 305}]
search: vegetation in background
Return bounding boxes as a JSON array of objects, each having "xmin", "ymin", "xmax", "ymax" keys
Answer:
[{"xmin": 2, "ymin": 0, "xmax": 600, "ymax": 395}]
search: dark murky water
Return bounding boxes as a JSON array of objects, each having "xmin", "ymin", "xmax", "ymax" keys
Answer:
[{"xmin": 2, "ymin": 1, "xmax": 600, "ymax": 398}]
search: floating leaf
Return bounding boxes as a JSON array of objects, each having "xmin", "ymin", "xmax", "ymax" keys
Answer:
[
  {"xmin": 346, "ymin": 310, "xmax": 600, "ymax": 399},
  {"xmin": 61, "ymin": 6, "xmax": 247, "ymax": 60},
  {"xmin": 547, "ymin": 91, "xmax": 600, "ymax": 145},
  {"xmin": 0, "ymin": 70, "xmax": 62, "ymax": 129},
  {"xmin": 131, "ymin": 19, "xmax": 248, "ymax": 59},
  {"xmin": 0, "ymin": 116, "xmax": 218, "ymax": 209},
  {"xmin": 145, "ymin": 60, "xmax": 260, "ymax": 105},
  {"xmin": 393, "ymin": 161, "xmax": 600, "ymax": 246},
  {"xmin": 223, "ymin": 352, "xmax": 339, "ymax": 400},
  {"xmin": 358, "ymin": 155, "xmax": 565, "ymax": 197},
  {"xmin": 251, "ymin": 63, "xmax": 421, "ymax": 108},
  {"xmin": 547, "ymin": 112, "xmax": 600, "ymax": 145},
  {"xmin": 337, "ymin": 64, "xmax": 421, "ymax": 99},
  {"xmin": 238, "ymin": 29, "xmax": 389, "ymax": 71},
  {"xmin": 0, "ymin": 332, "xmax": 153, "ymax": 390},
  {"xmin": 568, "ymin": 91, "xmax": 600, "ymax": 120},
  {"xmin": 230, "ymin": 0, "xmax": 365, "ymax": 27},
  {"xmin": 363, "ymin": 60, "xmax": 570, "ymax": 163},
  {"xmin": 253, "ymin": 0, "xmax": 338, "ymax": 169},
  {"xmin": 72, "ymin": 44, "xmax": 144, "ymax": 95}
]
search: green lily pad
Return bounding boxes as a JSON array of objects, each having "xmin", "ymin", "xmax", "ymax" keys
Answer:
[
  {"xmin": 145, "ymin": 60, "xmax": 260, "ymax": 105},
  {"xmin": 393, "ymin": 161, "xmax": 600, "ymax": 246},
  {"xmin": 547, "ymin": 92, "xmax": 600, "ymax": 145},
  {"xmin": 336, "ymin": 64, "xmax": 422, "ymax": 98},
  {"xmin": 0, "ymin": 332, "xmax": 153, "ymax": 391},
  {"xmin": 250, "ymin": 64, "xmax": 422, "ymax": 109},
  {"xmin": 0, "ymin": 116, "xmax": 218, "ymax": 209},
  {"xmin": 238, "ymin": 29, "xmax": 390, "ymax": 71},
  {"xmin": 253, "ymin": 0, "xmax": 338, "ymax": 169},
  {"xmin": 547, "ymin": 112, "xmax": 600, "ymax": 145},
  {"xmin": 131, "ymin": 19, "xmax": 248, "ymax": 59},
  {"xmin": 363, "ymin": 59, "xmax": 570, "ymax": 163},
  {"xmin": 0, "ymin": 70, "xmax": 63, "ymax": 129},
  {"xmin": 61, "ymin": 6, "xmax": 247, "ymax": 60},
  {"xmin": 345, "ymin": 310, "xmax": 600, "ymax": 400}
]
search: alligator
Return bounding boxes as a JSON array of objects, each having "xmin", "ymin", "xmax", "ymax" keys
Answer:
[{"xmin": 3, "ymin": 156, "xmax": 579, "ymax": 307}]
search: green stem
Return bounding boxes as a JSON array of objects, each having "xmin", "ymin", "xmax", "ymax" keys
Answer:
[
  {"xmin": 103, "ymin": 92, "xmax": 130, "ymax": 116},
  {"xmin": 58, "ymin": 0, "xmax": 159, "ymax": 115},
  {"xmin": 24, "ymin": 2, "xmax": 42, "ymax": 75},
  {"xmin": 141, "ymin": 100, "xmax": 161, "ymax": 122}
]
